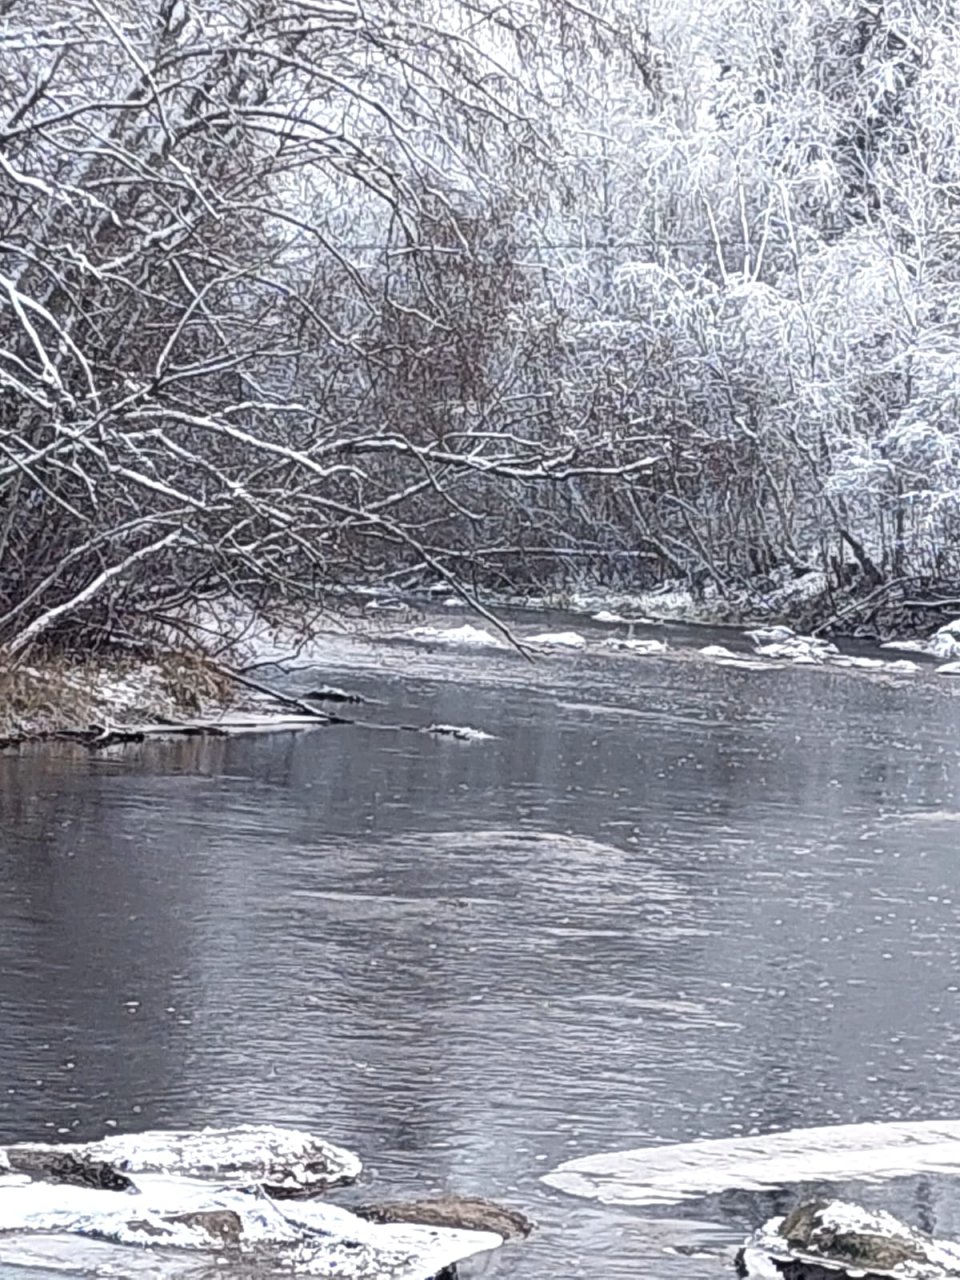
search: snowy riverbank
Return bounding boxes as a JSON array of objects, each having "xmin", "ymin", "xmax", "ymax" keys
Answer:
[
  {"xmin": 0, "ymin": 652, "xmax": 333, "ymax": 748},
  {"xmin": 5, "ymin": 576, "xmax": 960, "ymax": 747}
]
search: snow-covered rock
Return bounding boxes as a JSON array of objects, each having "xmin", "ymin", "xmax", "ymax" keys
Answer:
[
  {"xmin": 929, "ymin": 631, "xmax": 960, "ymax": 660},
  {"xmin": 423, "ymin": 723, "xmax": 494, "ymax": 741},
  {"xmin": 4, "ymin": 1126, "xmax": 361, "ymax": 1196},
  {"xmin": 699, "ymin": 645, "xmax": 739, "ymax": 659},
  {"xmin": 527, "ymin": 631, "xmax": 587, "ymax": 649},
  {"xmin": 936, "ymin": 618, "xmax": 960, "ymax": 638},
  {"xmin": 601, "ymin": 637, "xmax": 668, "ymax": 655},
  {"xmin": 936, "ymin": 661, "xmax": 960, "ymax": 676},
  {"xmin": 880, "ymin": 639, "xmax": 930, "ymax": 655},
  {"xmin": 744, "ymin": 625, "xmax": 795, "ymax": 644},
  {"xmin": 0, "ymin": 1128, "xmax": 506, "ymax": 1280},
  {"xmin": 591, "ymin": 610, "xmax": 625, "ymax": 624},
  {"xmin": 829, "ymin": 655, "xmax": 886, "ymax": 670},
  {"xmin": 737, "ymin": 1198, "xmax": 960, "ymax": 1280},
  {"xmin": 756, "ymin": 640, "xmax": 825, "ymax": 663},
  {"xmin": 0, "ymin": 1178, "xmax": 502, "ymax": 1279},
  {"xmin": 884, "ymin": 659, "xmax": 919, "ymax": 673},
  {"xmin": 407, "ymin": 624, "xmax": 504, "ymax": 648},
  {"xmin": 882, "ymin": 632, "xmax": 960, "ymax": 661}
]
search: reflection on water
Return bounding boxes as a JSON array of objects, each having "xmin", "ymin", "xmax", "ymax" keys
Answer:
[{"xmin": 3, "ymin": 628, "xmax": 960, "ymax": 1277}]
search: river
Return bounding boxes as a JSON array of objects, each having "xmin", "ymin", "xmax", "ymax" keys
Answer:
[{"xmin": 3, "ymin": 611, "xmax": 960, "ymax": 1277}]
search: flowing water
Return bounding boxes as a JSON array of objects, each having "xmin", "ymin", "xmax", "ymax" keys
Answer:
[{"xmin": 4, "ymin": 612, "xmax": 960, "ymax": 1276}]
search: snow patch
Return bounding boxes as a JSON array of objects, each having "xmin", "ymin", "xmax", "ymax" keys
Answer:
[
  {"xmin": 0, "ymin": 1128, "xmax": 504, "ymax": 1279},
  {"xmin": 423, "ymin": 724, "xmax": 494, "ymax": 742},
  {"xmin": 0, "ymin": 1180, "xmax": 501, "ymax": 1279},
  {"xmin": 527, "ymin": 631, "xmax": 587, "ymax": 649},
  {"xmin": 6, "ymin": 1126, "xmax": 360, "ymax": 1194},
  {"xmin": 744, "ymin": 625, "xmax": 795, "ymax": 645},
  {"xmin": 407, "ymin": 624, "xmax": 505, "ymax": 648},
  {"xmin": 542, "ymin": 1119, "xmax": 960, "ymax": 1207},
  {"xmin": 601, "ymin": 637, "xmax": 667, "ymax": 655}
]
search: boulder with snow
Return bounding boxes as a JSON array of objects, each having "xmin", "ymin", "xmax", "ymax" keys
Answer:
[
  {"xmin": 0, "ymin": 1127, "xmax": 508, "ymax": 1280},
  {"xmin": 0, "ymin": 1176, "xmax": 503, "ymax": 1279},
  {"xmin": 736, "ymin": 1199, "xmax": 960, "ymax": 1280},
  {"xmin": 407, "ymin": 624, "xmax": 503, "ymax": 648},
  {"xmin": 744, "ymin": 625, "xmax": 795, "ymax": 645},
  {"xmin": 527, "ymin": 631, "xmax": 587, "ymax": 649},
  {"xmin": 601, "ymin": 637, "xmax": 667, "ymax": 655},
  {"xmin": 929, "ymin": 632, "xmax": 960, "ymax": 660},
  {"xmin": 3, "ymin": 1125, "xmax": 361, "ymax": 1197}
]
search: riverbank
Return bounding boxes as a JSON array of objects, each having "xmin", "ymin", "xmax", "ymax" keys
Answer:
[
  {"xmin": 529, "ymin": 569, "xmax": 960, "ymax": 641},
  {"xmin": 4, "ymin": 571, "xmax": 960, "ymax": 747},
  {"xmin": 0, "ymin": 652, "xmax": 308, "ymax": 748}
]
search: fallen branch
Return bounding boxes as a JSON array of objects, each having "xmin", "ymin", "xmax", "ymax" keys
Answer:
[{"xmin": 208, "ymin": 662, "xmax": 349, "ymax": 723}]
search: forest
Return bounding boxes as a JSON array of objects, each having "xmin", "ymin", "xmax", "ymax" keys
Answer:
[{"xmin": 1, "ymin": 0, "xmax": 959, "ymax": 654}]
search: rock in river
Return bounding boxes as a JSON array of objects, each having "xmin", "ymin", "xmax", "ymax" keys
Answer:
[
  {"xmin": 736, "ymin": 1199, "xmax": 960, "ymax": 1280},
  {"xmin": 356, "ymin": 1194, "xmax": 533, "ymax": 1240},
  {"xmin": 0, "ymin": 1127, "xmax": 508, "ymax": 1279},
  {"xmin": 3, "ymin": 1123, "xmax": 361, "ymax": 1196}
]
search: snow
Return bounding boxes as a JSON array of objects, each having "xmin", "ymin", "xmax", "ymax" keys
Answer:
[
  {"xmin": 407, "ymin": 624, "xmax": 505, "ymax": 647},
  {"xmin": 882, "ymin": 633, "xmax": 960, "ymax": 660},
  {"xmin": 592, "ymin": 610, "xmax": 625, "ymax": 623},
  {"xmin": 0, "ymin": 1128, "xmax": 503, "ymax": 1279},
  {"xmin": 829, "ymin": 655, "xmax": 886, "ymax": 669},
  {"xmin": 542, "ymin": 1119, "xmax": 960, "ymax": 1207},
  {"xmin": 0, "ymin": 1179, "xmax": 502, "ymax": 1279},
  {"xmin": 929, "ymin": 632, "xmax": 960, "ymax": 660},
  {"xmin": 423, "ymin": 723, "xmax": 494, "ymax": 741},
  {"xmin": 8, "ymin": 1125, "xmax": 361, "ymax": 1193},
  {"xmin": 699, "ymin": 645, "xmax": 738, "ymax": 658},
  {"xmin": 881, "ymin": 639, "xmax": 930, "ymax": 654},
  {"xmin": 743, "ymin": 1199, "xmax": 960, "ymax": 1280},
  {"xmin": 527, "ymin": 631, "xmax": 587, "ymax": 648},
  {"xmin": 745, "ymin": 626, "xmax": 795, "ymax": 644},
  {"xmin": 756, "ymin": 641, "xmax": 825, "ymax": 663},
  {"xmin": 601, "ymin": 637, "xmax": 668, "ymax": 654}
]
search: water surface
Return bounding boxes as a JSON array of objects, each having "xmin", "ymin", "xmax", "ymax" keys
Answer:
[{"xmin": 3, "ymin": 619, "xmax": 960, "ymax": 1276}]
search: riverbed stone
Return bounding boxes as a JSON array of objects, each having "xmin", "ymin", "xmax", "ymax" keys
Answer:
[
  {"xmin": 736, "ymin": 1199, "xmax": 960, "ymax": 1280},
  {"xmin": 162, "ymin": 1209, "xmax": 245, "ymax": 1246},
  {"xmin": 2, "ymin": 1125, "xmax": 361, "ymax": 1197},
  {"xmin": 3, "ymin": 1151, "xmax": 133, "ymax": 1192}
]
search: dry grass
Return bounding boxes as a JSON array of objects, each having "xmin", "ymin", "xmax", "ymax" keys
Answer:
[{"xmin": 0, "ymin": 650, "xmax": 249, "ymax": 742}]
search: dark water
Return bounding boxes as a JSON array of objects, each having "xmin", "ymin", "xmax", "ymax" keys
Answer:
[{"xmin": 4, "ymin": 618, "xmax": 960, "ymax": 1276}]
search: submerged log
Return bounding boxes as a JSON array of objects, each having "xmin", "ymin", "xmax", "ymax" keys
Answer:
[{"xmin": 737, "ymin": 1199, "xmax": 960, "ymax": 1280}]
